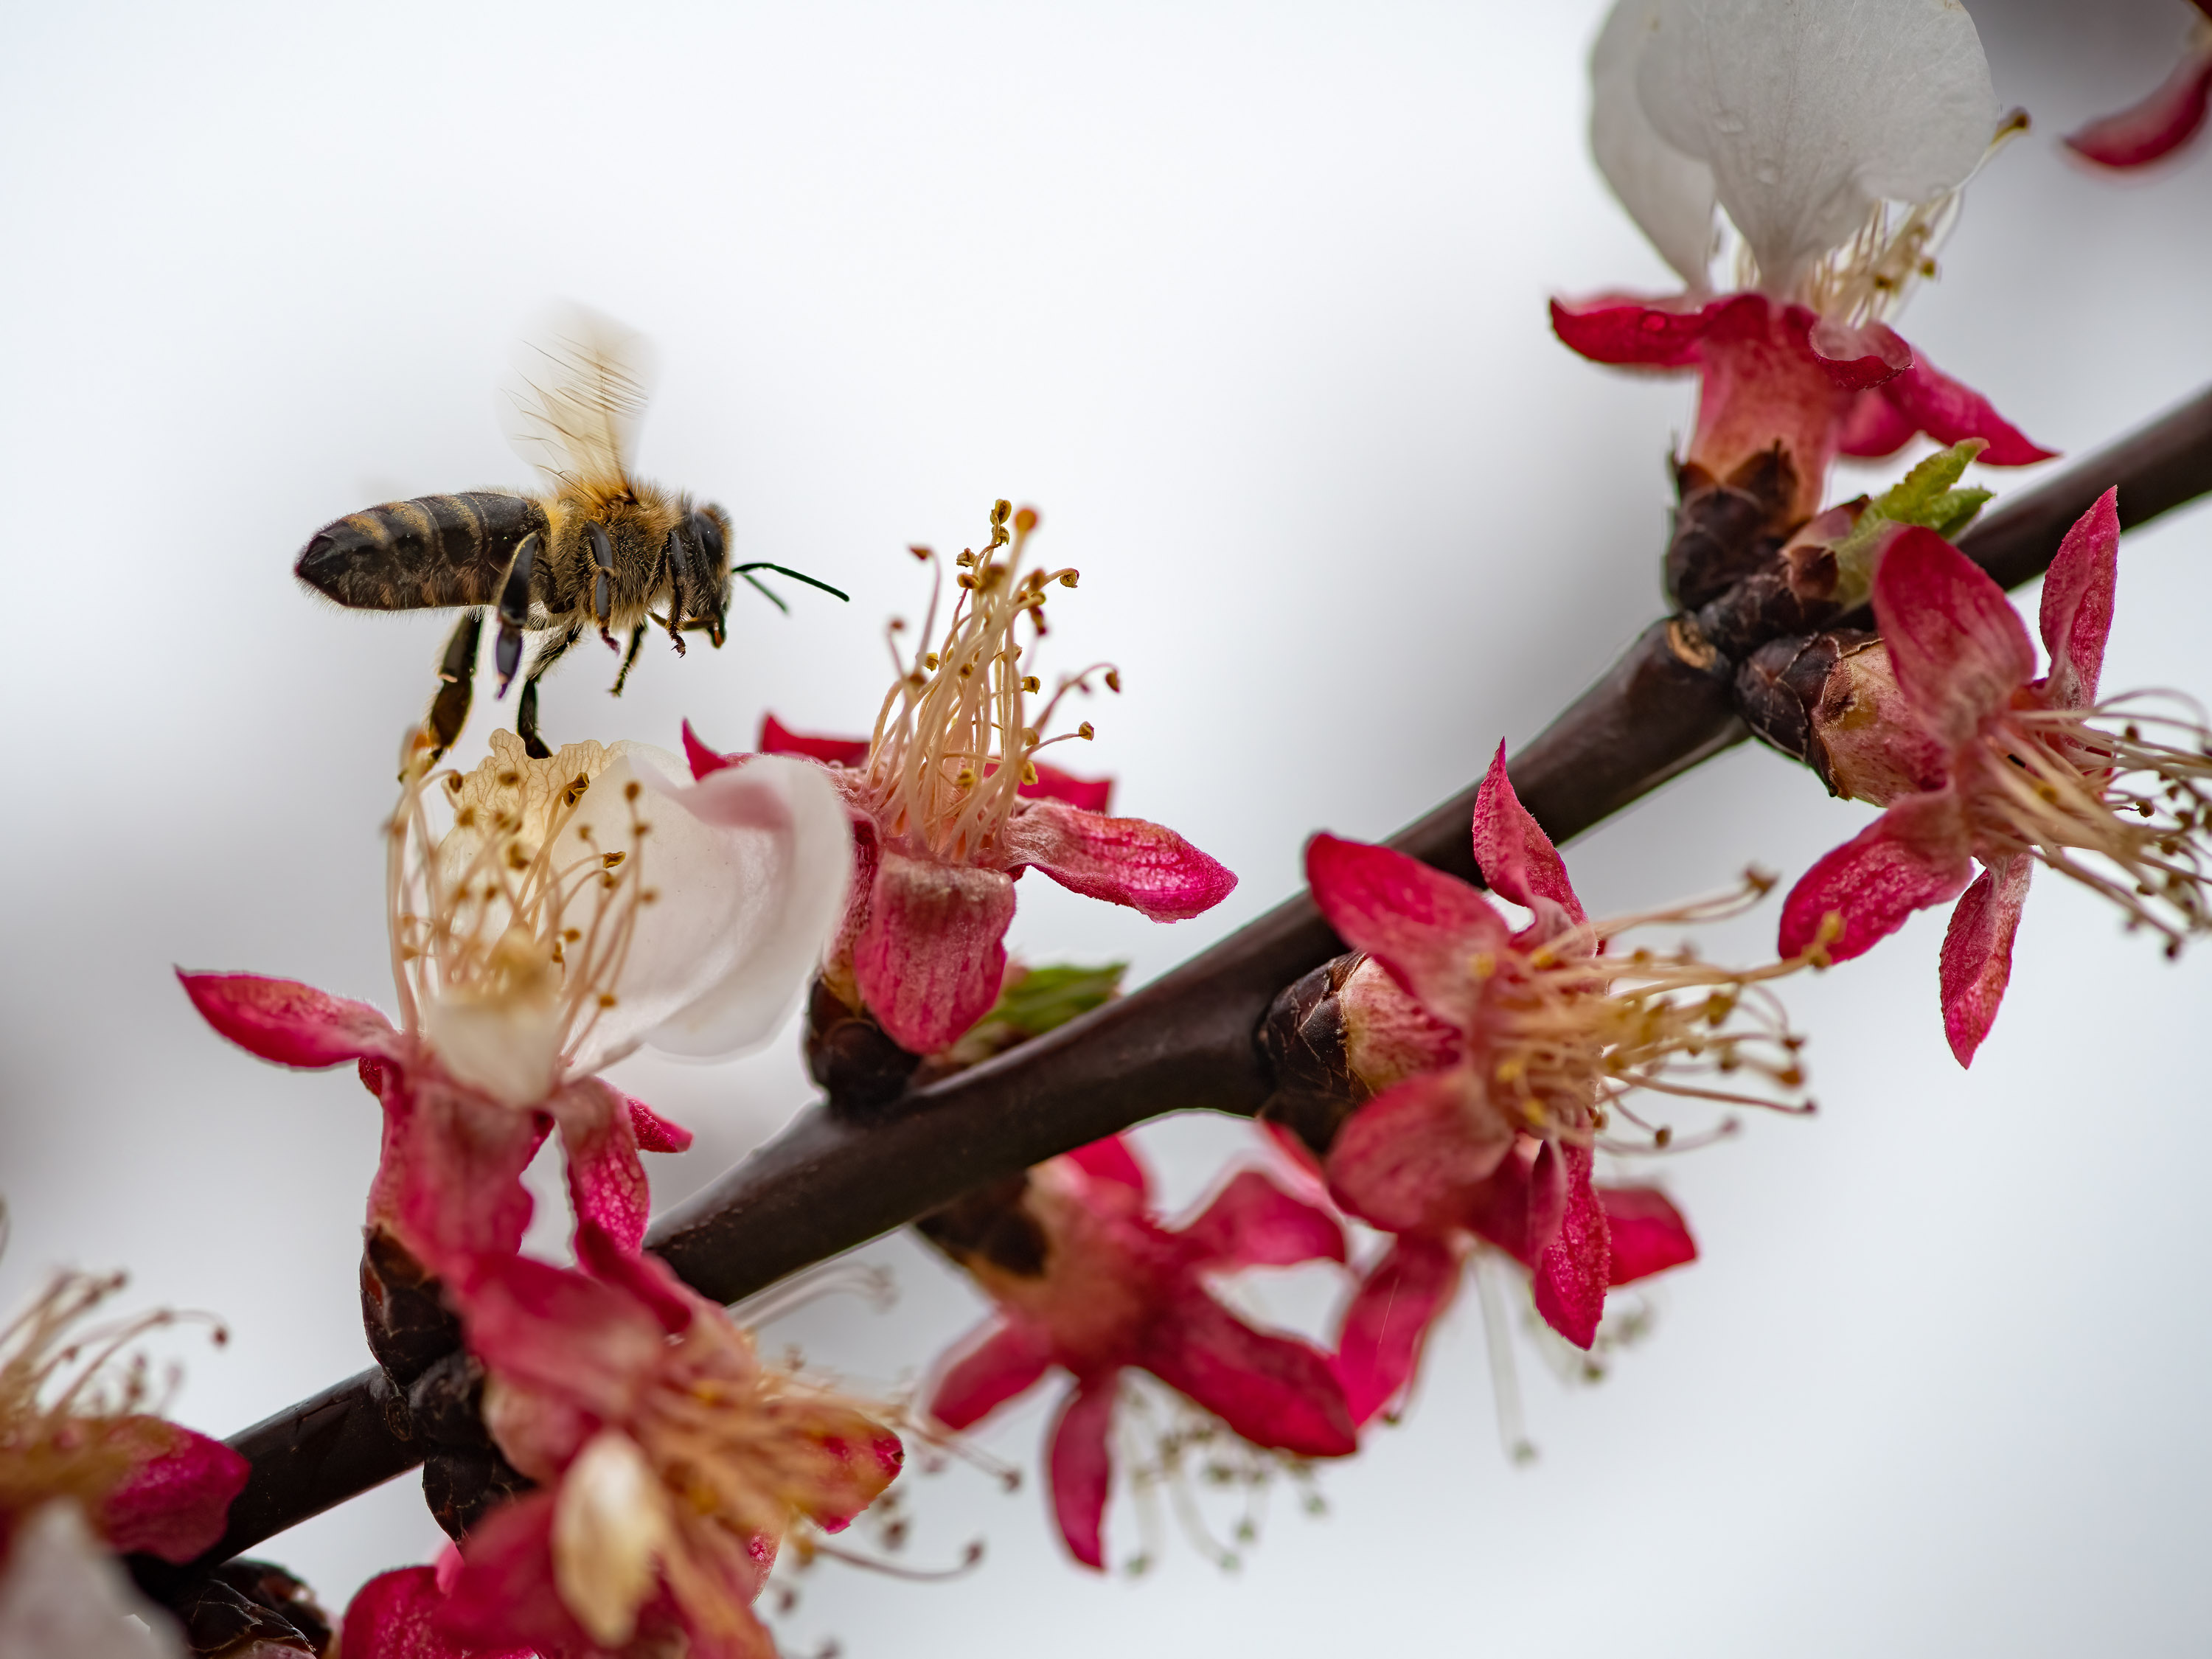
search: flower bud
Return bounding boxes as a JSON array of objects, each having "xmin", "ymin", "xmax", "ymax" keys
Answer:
[{"xmin": 1738, "ymin": 631, "xmax": 1946, "ymax": 803}]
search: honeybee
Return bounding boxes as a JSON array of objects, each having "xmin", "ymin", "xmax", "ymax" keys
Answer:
[{"xmin": 293, "ymin": 308, "xmax": 841, "ymax": 764}]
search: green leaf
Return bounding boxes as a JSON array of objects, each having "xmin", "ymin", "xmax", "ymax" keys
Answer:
[{"xmin": 987, "ymin": 962, "xmax": 1128, "ymax": 1039}]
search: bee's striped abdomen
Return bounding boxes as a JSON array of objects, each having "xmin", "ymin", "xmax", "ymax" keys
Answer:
[{"xmin": 294, "ymin": 491, "xmax": 547, "ymax": 612}]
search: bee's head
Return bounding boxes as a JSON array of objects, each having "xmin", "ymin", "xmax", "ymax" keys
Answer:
[{"xmin": 675, "ymin": 502, "xmax": 732, "ymax": 648}]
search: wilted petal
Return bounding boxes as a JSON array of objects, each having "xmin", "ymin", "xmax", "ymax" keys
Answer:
[
  {"xmin": 0, "ymin": 1503, "xmax": 187, "ymax": 1659},
  {"xmin": 1599, "ymin": 1186, "xmax": 1699, "ymax": 1284},
  {"xmin": 2065, "ymin": 35, "xmax": 2212, "ymax": 169},
  {"xmin": 1590, "ymin": 0, "xmax": 1718, "ymax": 285},
  {"xmin": 177, "ymin": 972, "xmax": 396, "ymax": 1069},
  {"xmin": 1530, "ymin": 1144, "xmax": 1612, "ymax": 1350},
  {"xmin": 1778, "ymin": 788, "xmax": 1975, "ymax": 962},
  {"xmin": 1939, "ymin": 853, "xmax": 2034, "ymax": 1068},
  {"xmin": 1047, "ymin": 1377, "xmax": 1119, "ymax": 1571},
  {"xmin": 2037, "ymin": 490, "xmax": 2121, "ymax": 711},
  {"xmin": 1873, "ymin": 527, "xmax": 2038, "ymax": 747},
  {"xmin": 1140, "ymin": 1293, "xmax": 1356, "ymax": 1458},
  {"xmin": 852, "ymin": 852, "xmax": 1018, "ymax": 1054},
  {"xmin": 1635, "ymin": 0, "xmax": 2000, "ymax": 292},
  {"xmin": 96, "ymin": 1419, "xmax": 248, "ymax": 1563},
  {"xmin": 927, "ymin": 1318, "xmax": 1057, "ymax": 1430},
  {"xmin": 1178, "ymin": 1169, "xmax": 1346, "ymax": 1270},
  {"xmin": 1305, "ymin": 834, "xmax": 1509, "ymax": 1024},
  {"xmin": 341, "ymin": 1565, "xmax": 532, "ymax": 1659},
  {"xmin": 1327, "ymin": 1068, "xmax": 1513, "ymax": 1234},
  {"xmin": 1002, "ymin": 799, "xmax": 1237, "ymax": 922},
  {"xmin": 1871, "ymin": 353, "xmax": 2056, "ymax": 466},
  {"xmin": 1470, "ymin": 742, "xmax": 1585, "ymax": 928},
  {"xmin": 1332, "ymin": 1232, "xmax": 1464, "ymax": 1427}
]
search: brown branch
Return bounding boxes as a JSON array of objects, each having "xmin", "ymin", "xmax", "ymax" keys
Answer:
[{"xmin": 162, "ymin": 381, "xmax": 2212, "ymax": 1581}]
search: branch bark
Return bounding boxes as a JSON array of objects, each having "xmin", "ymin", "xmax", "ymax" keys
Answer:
[{"xmin": 169, "ymin": 380, "xmax": 2212, "ymax": 1578}]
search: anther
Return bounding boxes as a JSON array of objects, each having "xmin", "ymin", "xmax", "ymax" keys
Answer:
[{"xmin": 1077, "ymin": 722, "xmax": 1095, "ymax": 740}]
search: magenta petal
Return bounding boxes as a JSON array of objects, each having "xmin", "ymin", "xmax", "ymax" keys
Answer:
[
  {"xmin": 1939, "ymin": 855, "xmax": 2034, "ymax": 1068},
  {"xmin": 344, "ymin": 1565, "xmax": 534, "ymax": 1659},
  {"xmin": 1065, "ymin": 1133, "xmax": 1151, "ymax": 1200},
  {"xmin": 449, "ymin": 1253, "xmax": 666, "ymax": 1419},
  {"xmin": 1178, "ymin": 1169, "xmax": 1346, "ymax": 1269},
  {"xmin": 2065, "ymin": 44, "xmax": 2212, "ymax": 169},
  {"xmin": 680, "ymin": 717, "xmax": 739, "ymax": 780},
  {"xmin": 1046, "ymin": 1376, "xmax": 1119, "ymax": 1571},
  {"xmin": 758, "ymin": 712, "xmax": 870, "ymax": 768},
  {"xmin": 852, "ymin": 852, "xmax": 1018, "ymax": 1053},
  {"xmin": 178, "ymin": 971, "xmax": 396, "ymax": 1069},
  {"xmin": 1548, "ymin": 293, "xmax": 1714, "ymax": 368},
  {"xmin": 1141, "ymin": 1293, "xmax": 1357, "ymax": 1458},
  {"xmin": 1599, "ymin": 1187, "xmax": 1699, "ymax": 1285},
  {"xmin": 2037, "ymin": 489, "xmax": 2121, "ymax": 711},
  {"xmin": 1806, "ymin": 315, "xmax": 1913, "ymax": 392},
  {"xmin": 1531, "ymin": 1144, "xmax": 1610, "ymax": 1351},
  {"xmin": 574, "ymin": 1220, "xmax": 697, "ymax": 1336},
  {"xmin": 1326, "ymin": 1068, "xmax": 1511, "ymax": 1234},
  {"xmin": 1470, "ymin": 741, "xmax": 1585, "ymax": 926},
  {"xmin": 1332, "ymin": 1233, "xmax": 1462, "ymax": 1427},
  {"xmin": 1880, "ymin": 354, "xmax": 2057, "ymax": 467},
  {"xmin": 1001, "ymin": 798, "xmax": 1236, "ymax": 921},
  {"xmin": 625, "ymin": 1093, "xmax": 694, "ymax": 1154},
  {"xmin": 1778, "ymin": 790, "xmax": 1975, "ymax": 963},
  {"xmin": 1837, "ymin": 384, "xmax": 1923, "ymax": 459},
  {"xmin": 1461, "ymin": 1138, "xmax": 1569, "ymax": 1267},
  {"xmin": 1023, "ymin": 761, "xmax": 1113, "ymax": 813},
  {"xmin": 1305, "ymin": 833, "xmax": 1509, "ymax": 1023},
  {"xmin": 439, "ymin": 1494, "xmax": 594, "ymax": 1655},
  {"xmin": 364, "ymin": 1064, "xmax": 544, "ymax": 1279},
  {"xmin": 553, "ymin": 1079, "xmax": 650, "ymax": 1257},
  {"xmin": 927, "ymin": 1318, "xmax": 1057, "ymax": 1430},
  {"xmin": 97, "ymin": 1420, "xmax": 249, "ymax": 1562},
  {"xmin": 1873, "ymin": 528, "xmax": 2038, "ymax": 747}
]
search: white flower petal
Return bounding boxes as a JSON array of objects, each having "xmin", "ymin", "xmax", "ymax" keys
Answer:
[
  {"xmin": 552, "ymin": 1430, "xmax": 669, "ymax": 1649},
  {"xmin": 421, "ymin": 988, "xmax": 564, "ymax": 1108},
  {"xmin": 1591, "ymin": 0, "xmax": 1718, "ymax": 288},
  {"xmin": 0, "ymin": 1503, "xmax": 187, "ymax": 1659},
  {"xmin": 1635, "ymin": 0, "xmax": 2000, "ymax": 293}
]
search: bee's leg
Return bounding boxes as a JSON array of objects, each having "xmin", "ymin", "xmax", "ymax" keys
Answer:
[
  {"xmin": 660, "ymin": 527, "xmax": 692, "ymax": 657},
  {"xmin": 586, "ymin": 523, "xmax": 619, "ymax": 651},
  {"xmin": 517, "ymin": 625, "xmax": 581, "ymax": 761},
  {"xmin": 418, "ymin": 610, "xmax": 482, "ymax": 771},
  {"xmin": 493, "ymin": 532, "xmax": 542, "ymax": 697},
  {"xmin": 610, "ymin": 622, "xmax": 647, "ymax": 697}
]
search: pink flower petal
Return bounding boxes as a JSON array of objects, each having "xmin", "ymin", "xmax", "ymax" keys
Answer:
[
  {"xmin": 1326, "ymin": 1068, "xmax": 1512, "ymax": 1234},
  {"xmin": 1806, "ymin": 315, "xmax": 1913, "ymax": 392},
  {"xmin": 1599, "ymin": 1186, "xmax": 1699, "ymax": 1285},
  {"xmin": 1304, "ymin": 833, "xmax": 1509, "ymax": 1023},
  {"xmin": 1065, "ymin": 1134, "xmax": 1151, "ymax": 1199},
  {"xmin": 680, "ymin": 717, "xmax": 738, "ymax": 780},
  {"xmin": 2065, "ymin": 42, "xmax": 2212, "ymax": 169},
  {"xmin": 438, "ymin": 1495, "xmax": 596, "ymax": 1656},
  {"xmin": 1001, "ymin": 798, "xmax": 1237, "ymax": 921},
  {"xmin": 553, "ymin": 1079, "xmax": 650, "ymax": 1257},
  {"xmin": 1873, "ymin": 527, "xmax": 2039, "ymax": 748},
  {"xmin": 1047, "ymin": 1376, "xmax": 1120, "ymax": 1571},
  {"xmin": 1939, "ymin": 854, "xmax": 2034, "ymax": 1068},
  {"xmin": 1332, "ymin": 1232, "xmax": 1463, "ymax": 1427},
  {"xmin": 1140, "ymin": 1293, "xmax": 1356, "ymax": 1458},
  {"xmin": 1531, "ymin": 1144, "xmax": 1611, "ymax": 1351},
  {"xmin": 1460, "ymin": 1137, "xmax": 1570, "ymax": 1267},
  {"xmin": 96, "ymin": 1419, "xmax": 249, "ymax": 1563},
  {"xmin": 448, "ymin": 1252, "xmax": 667, "ymax": 1421},
  {"xmin": 177, "ymin": 971, "xmax": 397, "ymax": 1069},
  {"xmin": 625, "ymin": 1093, "xmax": 694, "ymax": 1154},
  {"xmin": 1837, "ymin": 384, "xmax": 1923, "ymax": 459},
  {"xmin": 758, "ymin": 712, "xmax": 869, "ymax": 768},
  {"xmin": 361, "ymin": 1063, "xmax": 546, "ymax": 1280},
  {"xmin": 852, "ymin": 852, "xmax": 1018, "ymax": 1053},
  {"xmin": 574, "ymin": 1219, "xmax": 697, "ymax": 1336},
  {"xmin": 1024, "ymin": 762, "xmax": 1113, "ymax": 812},
  {"xmin": 926, "ymin": 1318, "xmax": 1057, "ymax": 1430},
  {"xmin": 2037, "ymin": 489, "xmax": 2121, "ymax": 711},
  {"xmin": 1548, "ymin": 293, "xmax": 1717, "ymax": 368},
  {"xmin": 1470, "ymin": 741, "xmax": 1585, "ymax": 928},
  {"xmin": 344, "ymin": 1565, "xmax": 534, "ymax": 1659},
  {"xmin": 1778, "ymin": 789, "xmax": 1975, "ymax": 963},
  {"xmin": 1177, "ymin": 1169, "xmax": 1346, "ymax": 1270},
  {"xmin": 1877, "ymin": 353, "xmax": 2057, "ymax": 467}
]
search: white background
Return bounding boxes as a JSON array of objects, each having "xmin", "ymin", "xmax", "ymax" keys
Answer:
[{"xmin": 2, "ymin": 1, "xmax": 2209, "ymax": 1654}]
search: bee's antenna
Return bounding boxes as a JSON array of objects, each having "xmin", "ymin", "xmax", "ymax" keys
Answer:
[
  {"xmin": 734, "ymin": 563, "xmax": 852, "ymax": 605},
  {"xmin": 734, "ymin": 568, "xmax": 790, "ymax": 615}
]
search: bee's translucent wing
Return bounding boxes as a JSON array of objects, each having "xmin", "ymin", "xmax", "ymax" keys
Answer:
[{"xmin": 501, "ymin": 305, "xmax": 659, "ymax": 493}]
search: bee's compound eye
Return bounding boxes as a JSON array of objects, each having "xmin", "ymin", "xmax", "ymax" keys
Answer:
[{"xmin": 688, "ymin": 509, "xmax": 727, "ymax": 571}]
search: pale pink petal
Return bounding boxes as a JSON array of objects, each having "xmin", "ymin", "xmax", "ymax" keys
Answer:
[
  {"xmin": 1872, "ymin": 527, "xmax": 2038, "ymax": 748},
  {"xmin": 1531, "ymin": 1144, "xmax": 1611, "ymax": 1351},
  {"xmin": 1046, "ymin": 1377, "xmax": 1119, "ymax": 1571},
  {"xmin": 1001, "ymin": 799, "xmax": 1236, "ymax": 921},
  {"xmin": 1778, "ymin": 790, "xmax": 1975, "ymax": 963},
  {"xmin": 438, "ymin": 1495, "xmax": 597, "ymax": 1657},
  {"xmin": 1024, "ymin": 762, "xmax": 1113, "ymax": 812},
  {"xmin": 1178, "ymin": 1169, "xmax": 1346, "ymax": 1270},
  {"xmin": 343, "ymin": 1565, "xmax": 534, "ymax": 1659},
  {"xmin": 574, "ymin": 1219, "xmax": 697, "ymax": 1336},
  {"xmin": 1304, "ymin": 833, "xmax": 1509, "ymax": 1023},
  {"xmin": 553, "ymin": 1079, "xmax": 650, "ymax": 1256},
  {"xmin": 625, "ymin": 1093, "xmax": 694, "ymax": 1154},
  {"xmin": 1326, "ymin": 1068, "xmax": 1512, "ymax": 1234},
  {"xmin": 177, "ymin": 971, "xmax": 396, "ymax": 1069},
  {"xmin": 1470, "ymin": 741, "xmax": 1585, "ymax": 927},
  {"xmin": 1140, "ymin": 1293, "xmax": 1357, "ymax": 1458},
  {"xmin": 1806, "ymin": 314, "xmax": 1913, "ymax": 392},
  {"xmin": 1939, "ymin": 854, "xmax": 2034, "ymax": 1068},
  {"xmin": 1548, "ymin": 292, "xmax": 1717, "ymax": 369},
  {"xmin": 448, "ymin": 1253, "xmax": 666, "ymax": 1421},
  {"xmin": 927, "ymin": 1319, "xmax": 1057, "ymax": 1430},
  {"xmin": 97, "ymin": 1420, "xmax": 248, "ymax": 1563},
  {"xmin": 1877, "ymin": 352, "xmax": 2056, "ymax": 467},
  {"xmin": 1332, "ymin": 1232, "xmax": 1464, "ymax": 1427},
  {"xmin": 2037, "ymin": 489, "xmax": 2121, "ymax": 711},
  {"xmin": 1065, "ymin": 1134, "xmax": 1151, "ymax": 1199},
  {"xmin": 2066, "ymin": 41, "xmax": 2212, "ymax": 168},
  {"xmin": 758, "ymin": 712, "xmax": 869, "ymax": 768},
  {"xmin": 852, "ymin": 852, "xmax": 1018, "ymax": 1053},
  {"xmin": 1599, "ymin": 1186, "xmax": 1699, "ymax": 1285}
]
